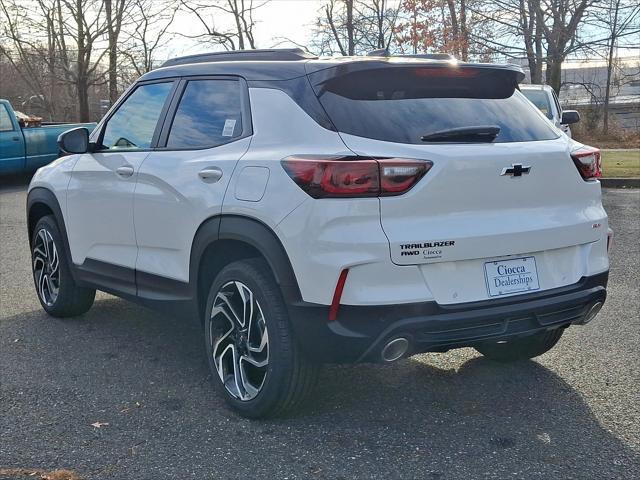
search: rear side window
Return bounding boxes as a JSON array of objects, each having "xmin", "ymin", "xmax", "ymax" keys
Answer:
[
  {"xmin": 101, "ymin": 82, "xmax": 173, "ymax": 150},
  {"xmin": 166, "ymin": 79, "xmax": 243, "ymax": 149},
  {"xmin": 315, "ymin": 68, "xmax": 559, "ymax": 144},
  {"xmin": 0, "ymin": 104, "xmax": 14, "ymax": 131}
]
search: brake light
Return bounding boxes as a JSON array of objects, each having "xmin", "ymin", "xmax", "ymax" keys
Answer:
[
  {"xmin": 413, "ymin": 68, "xmax": 477, "ymax": 78},
  {"xmin": 281, "ymin": 156, "xmax": 432, "ymax": 198},
  {"xmin": 571, "ymin": 147, "xmax": 602, "ymax": 180}
]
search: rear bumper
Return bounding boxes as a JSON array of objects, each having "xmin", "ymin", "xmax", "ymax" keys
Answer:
[{"xmin": 286, "ymin": 271, "xmax": 608, "ymax": 363}]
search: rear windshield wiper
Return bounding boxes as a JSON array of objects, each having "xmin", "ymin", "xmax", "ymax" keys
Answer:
[{"xmin": 421, "ymin": 125, "xmax": 501, "ymax": 142}]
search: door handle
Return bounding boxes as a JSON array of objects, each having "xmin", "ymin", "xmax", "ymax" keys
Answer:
[
  {"xmin": 12, "ymin": 136, "xmax": 20, "ymax": 142},
  {"xmin": 116, "ymin": 165, "xmax": 134, "ymax": 178},
  {"xmin": 198, "ymin": 167, "xmax": 223, "ymax": 183}
]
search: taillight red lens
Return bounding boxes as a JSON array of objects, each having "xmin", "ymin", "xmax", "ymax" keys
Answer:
[
  {"xmin": 281, "ymin": 156, "xmax": 432, "ymax": 198},
  {"xmin": 571, "ymin": 147, "xmax": 602, "ymax": 181}
]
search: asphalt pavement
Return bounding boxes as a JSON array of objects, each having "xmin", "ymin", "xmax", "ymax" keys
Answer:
[{"xmin": 1, "ymin": 176, "xmax": 638, "ymax": 479}]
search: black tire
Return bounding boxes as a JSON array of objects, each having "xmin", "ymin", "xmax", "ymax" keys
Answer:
[
  {"xmin": 31, "ymin": 215, "xmax": 95, "ymax": 317},
  {"xmin": 475, "ymin": 329, "xmax": 564, "ymax": 362},
  {"xmin": 204, "ymin": 258, "xmax": 318, "ymax": 418}
]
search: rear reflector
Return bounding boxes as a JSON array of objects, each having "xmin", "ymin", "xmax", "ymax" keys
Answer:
[
  {"xmin": 571, "ymin": 146, "xmax": 602, "ymax": 180},
  {"xmin": 329, "ymin": 269, "xmax": 349, "ymax": 321},
  {"xmin": 281, "ymin": 156, "xmax": 432, "ymax": 198}
]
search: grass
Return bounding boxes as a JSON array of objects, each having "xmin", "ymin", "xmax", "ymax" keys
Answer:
[{"xmin": 601, "ymin": 150, "xmax": 640, "ymax": 178}]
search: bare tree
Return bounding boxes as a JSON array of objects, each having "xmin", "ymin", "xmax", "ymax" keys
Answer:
[
  {"xmin": 105, "ymin": 0, "xmax": 128, "ymax": 103},
  {"xmin": 179, "ymin": 0, "xmax": 269, "ymax": 50},
  {"xmin": 588, "ymin": 0, "xmax": 640, "ymax": 132},
  {"xmin": 0, "ymin": 0, "xmax": 60, "ymax": 118},
  {"xmin": 354, "ymin": 0, "xmax": 399, "ymax": 51},
  {"xmin": 52, "ymin": 0, "xmax": 111, "ymax": 121},
  {"xmin": 537, "ymin": 0, "xmax": 595, "ymax": 93},
  {"xmin": 313, "ymin": 0, "xmax": 398, "ymax": 55},
  {"xmin": 120, "ymin": 0, "xmax": 178, "ymax": 77}
]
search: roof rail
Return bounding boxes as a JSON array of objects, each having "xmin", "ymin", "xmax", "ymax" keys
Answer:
[
  {"xmin": 161, "ymin": 48, "xmax": 317, "ymax": 67},
  {"xmin": 367, "ymin": 49, "xmax": 455, "ymax": 61}
]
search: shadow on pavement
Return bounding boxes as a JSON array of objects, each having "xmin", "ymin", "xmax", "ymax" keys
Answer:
[
  {"xmin": 0, "ymin": 173, "xmax": 32, "ymax": 193},
  {"xmin": 1, "ymin": 296, "xmax": 638, "ymax": 479}
]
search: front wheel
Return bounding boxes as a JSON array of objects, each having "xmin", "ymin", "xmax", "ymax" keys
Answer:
[
  {"xmin": 204, "ymin": 258, "xmax": 318, "ymax": 418},
  {"xmin": 475, "ymin": 329, "xmax": 564, "ymax": 362},
  {"xmin": 31, "ymin": 215, "xmax": 95, "ymax": 317}
]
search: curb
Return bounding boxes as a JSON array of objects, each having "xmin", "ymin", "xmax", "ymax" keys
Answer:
[{"xmin": 600, "ymin": 178, "xmax": 640, "ymax": 188}]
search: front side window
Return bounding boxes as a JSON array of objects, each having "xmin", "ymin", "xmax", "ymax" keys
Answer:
[
  {"xmin": 0, "ymin": 104, "xmax": 14, "ymax": 131},
  {"xmin": 101, "ymin": 82, "xmax": 173, "ymax": 150},
  {"xmin": 521, "ymin": 89, "xmax": 554, "ymax": 120},
  {"xmin": 166, "ymin": 79, "xmax": 243, "ymax": 149}
]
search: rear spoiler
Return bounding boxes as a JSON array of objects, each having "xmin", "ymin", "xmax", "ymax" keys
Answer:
[{"xmin": 306, "ymin": 60, "xmax": 526, "ymax": 100}]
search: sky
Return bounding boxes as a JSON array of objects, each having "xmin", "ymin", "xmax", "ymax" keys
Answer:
[
  {"xmin": 165, "ymin": 0, "xmax": 333, "ymax": 58},
  {"xmin": 162, "ymin": 0, "xmax": 637, "ymax": 64}
]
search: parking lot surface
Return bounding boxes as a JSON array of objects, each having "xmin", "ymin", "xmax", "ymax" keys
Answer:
[{"xmin": 1, "ymin": 177, "xmax": 639, "ymax": 479}]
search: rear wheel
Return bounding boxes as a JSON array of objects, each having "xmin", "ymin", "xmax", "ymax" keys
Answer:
[
  {"xmin": 31, "ymin": 215, "xmax": 95, "ymax": 317},
  {"xmin": 204, "ymin": 258, "xmax": 318, "ymax": 418},
  {"xmin": 475, "ymin": 329, "xmax": 564, "ymax": 362}
]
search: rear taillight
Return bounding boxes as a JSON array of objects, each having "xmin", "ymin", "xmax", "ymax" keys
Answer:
[
  {"xmin": 571, "ymin": 147, "xmax": 602, "ymax": 181},
  {"xmin": 281, "ymin": 156, "xmax": 432, "ymax": 198}
]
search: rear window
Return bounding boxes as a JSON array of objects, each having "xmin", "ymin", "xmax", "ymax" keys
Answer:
[
  {"xmin": 314, "ymin": 68, "xmax": 559, "ymax": 144},
  {"xmin": 0, "ymin": 104, "xmax": 14, "ymax": 131}
]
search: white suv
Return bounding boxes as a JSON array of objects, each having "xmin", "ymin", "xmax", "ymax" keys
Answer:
[
  {"xmin": 520, "ymin": 83, "xmax": 580, "ymax": 138},
  {"xmin": 27, "ymin": 49, "xmax": 610, "ymax": 418}
]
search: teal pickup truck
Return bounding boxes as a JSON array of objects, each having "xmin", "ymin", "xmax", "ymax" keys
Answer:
[{"xmin": 0, "ymin": 99, "xmax": 95, "ymax": 175}]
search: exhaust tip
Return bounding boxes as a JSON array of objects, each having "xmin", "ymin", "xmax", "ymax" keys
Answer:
[
  {"xmin": 582, "ymin": 301, "xmax": 604, "ymax": 324},
  {"xmin": 381, "ymin": 337, "xmax": 409, "ymax": 363}
]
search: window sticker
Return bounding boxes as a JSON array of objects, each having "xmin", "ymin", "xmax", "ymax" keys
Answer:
[{"xmin": 222, "ymin": 119, "xmax": 236, "ymax": 137}]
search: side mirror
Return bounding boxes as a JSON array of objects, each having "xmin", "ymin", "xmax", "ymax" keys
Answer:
[
  {"xmin": 58, "ymin": 127, "xmax": 89, "ymax": 154},
  {"xmin": 18, "ymin": 118, "xmax": 26, "ymax": 128},
  {"xmin": 561, "ymin": 110, "xmax": 580, "ymax": 125}
]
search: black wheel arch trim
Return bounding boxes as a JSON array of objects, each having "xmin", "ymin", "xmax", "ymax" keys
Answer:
[
  {"xmin": 26, "ymin": 187, "xmax": 78, "ymax": 282},
  {"xmin": 190, "ymin": 214, "xmax": 302, "ymax": 296}
]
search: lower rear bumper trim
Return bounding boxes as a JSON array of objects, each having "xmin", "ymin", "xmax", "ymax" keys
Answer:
[{"xmin": 286, "ymin": 271, "xmax": 608, "ymax": 363}]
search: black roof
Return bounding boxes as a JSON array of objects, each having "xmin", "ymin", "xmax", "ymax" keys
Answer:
[{"xmin": 141, "ymin": 48, "xmax": 525, "ymax": 83}]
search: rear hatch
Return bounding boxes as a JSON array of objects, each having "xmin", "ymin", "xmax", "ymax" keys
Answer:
[{"xmin": 307, "ymin": 61, "xmax": 607, "ymax": 304}]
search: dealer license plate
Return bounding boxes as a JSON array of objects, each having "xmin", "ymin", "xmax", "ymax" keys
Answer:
[{"xmin": 484, "ymin": 256, "xmax": 540, "ymax": 297}]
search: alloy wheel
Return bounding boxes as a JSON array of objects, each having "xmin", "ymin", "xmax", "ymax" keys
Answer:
[
  {"xmin": 210, "ymin": 281, "xmax": 269, "ymax": 401},
  {"xmin": 32, "ymin": 228, "xmax": 60, "ymax": 307}
]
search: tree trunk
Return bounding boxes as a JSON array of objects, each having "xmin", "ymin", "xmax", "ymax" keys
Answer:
[
  {"xmin": 459, "ymin": 0, "xmax": 468, "ymax": 61},
  {"xmin": 603, "ymin": 0, "xmax": 620, "ymax": 134},
  {"xmin": 105, "ymin": 0, "xmax": 118, "ymax": 104},
  {"xmin": 77, "ymin": 77, "xmax": 90, "ymax": 122},
  {"xmin": 376, "ymin": 0, "xmax": 385, "ymax": 49},
  {"xmin": 345, "ymin": 0, "xmax": 354, "ymax": 55},
  {"xmin": 446, "ymin": 0, "xmax": 459, "ymax": 56},
  {"xmin": 75, "ymin": 0, "xmax": 89, "ymax": 121},
  {"xmin": 533, "ymin": 13, "xmax": 543, "ymax": 83},
  {"xmin": 546, "ymin": 58, "xmax": 562, "ymax": 95}
]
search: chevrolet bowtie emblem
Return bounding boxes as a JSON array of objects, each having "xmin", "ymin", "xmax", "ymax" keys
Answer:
[{"xmin": 501, "ymin": 163, "xmax": 532, "ymax": 177}]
